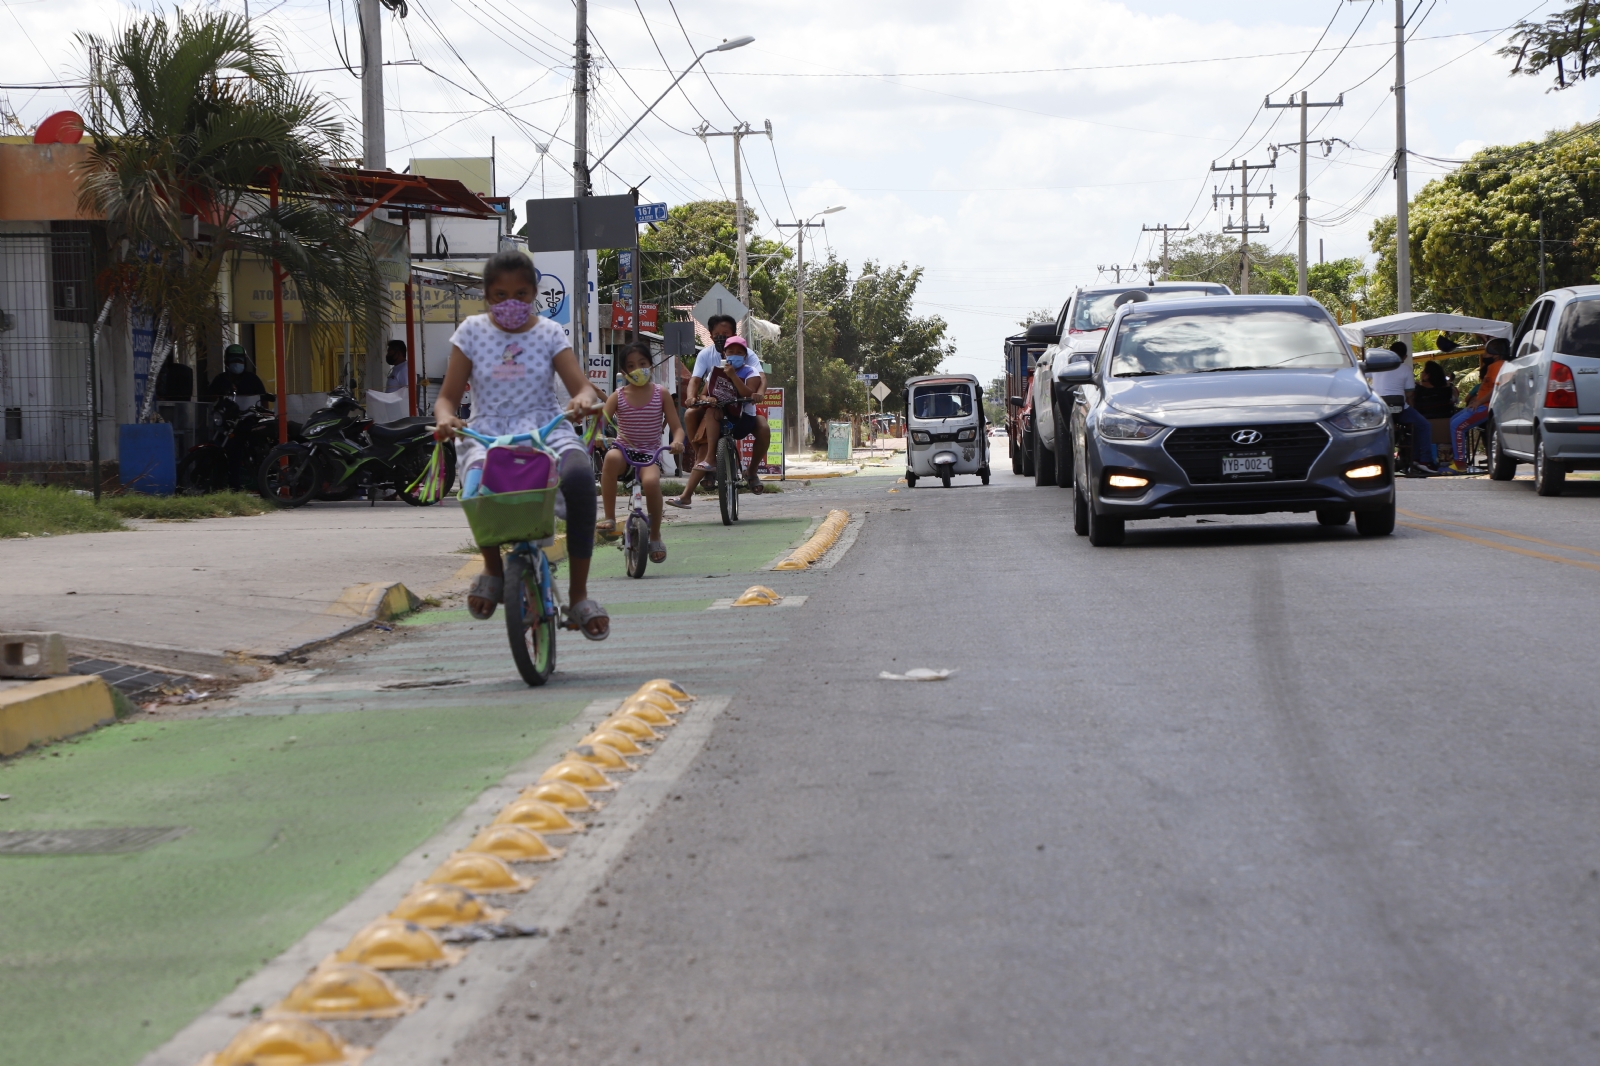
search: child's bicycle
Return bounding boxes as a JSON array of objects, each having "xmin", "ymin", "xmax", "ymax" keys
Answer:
[
  {"xmin": 456, "ymin": 418, "xmax": 569, "ymax": 687},
  {"xmin": 612, "ymin": 444, "xmax": 669, "ymax": 579}
]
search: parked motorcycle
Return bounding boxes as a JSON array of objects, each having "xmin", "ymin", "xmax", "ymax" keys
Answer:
[
  {"xmin": 258, "ymin": 388, "xmax": 455, "ymax": 508},
  {"xmin": 176, "ymin": 395, "xmax": 279, "ymax": 495}
]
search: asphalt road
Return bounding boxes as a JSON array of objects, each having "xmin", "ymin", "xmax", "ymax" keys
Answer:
[{"xmin": 438, "ymin": 463, "xmax": 1600, "ymax": 1066}]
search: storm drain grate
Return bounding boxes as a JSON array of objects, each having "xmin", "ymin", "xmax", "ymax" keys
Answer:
[{"xmin": 0, "ymin": 827, "xmax": 190, "ymax": 855}]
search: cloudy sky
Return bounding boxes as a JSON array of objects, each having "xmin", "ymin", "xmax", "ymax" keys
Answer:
[{"xmin": 4, "ymin": 0, "xmax": 1595, "ymax": 377}]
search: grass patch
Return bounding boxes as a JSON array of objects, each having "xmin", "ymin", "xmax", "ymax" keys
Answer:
[
  {"xmin": 0, "ymin": 484, "xmax": 272, "ymax": 538},
  {"xmin": 0, "ymin": 484, "xmax": 126, "ymax": 538},
  {"xmin": 102, "ymin": 491, "xmax": 269, "ymax": 520}
]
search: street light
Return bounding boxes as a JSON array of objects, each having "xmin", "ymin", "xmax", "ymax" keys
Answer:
[
  {"xmin": 782, "ymin": 205, "xmax": 846, "ymax": 454},
  {"xmin": 590, "ymin": 36, "xmax": 755, "ymax": 171}
]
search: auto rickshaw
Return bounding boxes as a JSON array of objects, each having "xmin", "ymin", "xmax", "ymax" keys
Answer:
[{"xmin": 903, "ymin": 373, "xmax": 991, "ymax": 487}]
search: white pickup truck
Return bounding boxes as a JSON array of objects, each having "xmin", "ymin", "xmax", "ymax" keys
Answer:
[{"xmin": 1028, "ymin": 281, "xmax": 1232, "ymax": 487}]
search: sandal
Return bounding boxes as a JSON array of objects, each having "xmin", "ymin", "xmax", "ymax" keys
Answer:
[
  {"xmin": 666, "ymin": 497, "xmax": 691, "ymax": 509},
  {"xmin": 694, "ymin": 461, "xmax": 715, "ymax": 472},
  {"xmin": 745, "ymin": 472, "xmax": 765, "ymax": 495},
  {"xmin": 467, "ymin": 574, "xmax": 503, "ymax": 620},
  {"xmin": 649, "ymin": 539, "xmax": 666, "ymax": 563},
  {"xmin": 596, "ymin": 517, "xmax": 621, "ymax": 542},
  {"xmin": 565, "ymin": 599, "xmax": 610, "ymax": 641}
]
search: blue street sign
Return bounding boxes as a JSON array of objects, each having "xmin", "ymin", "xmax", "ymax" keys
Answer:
[{"xmin": 635, "ymin": 202, "xmax": 669, "ymax": 224}]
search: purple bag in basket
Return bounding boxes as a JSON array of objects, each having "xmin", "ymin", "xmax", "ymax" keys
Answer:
[{"xmin": 480, "ymin": 446, "xmax": 555, "ymax": 493}]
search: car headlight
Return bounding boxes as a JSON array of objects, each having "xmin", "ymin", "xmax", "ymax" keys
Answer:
[
  {"xmin": 910, "ymin": 430, "xmax": 930, "ymax": 444},
  {"xmin": 1329, "ymin": 397, "xmax": 1389, "ymax": 432},
  {"xmin": 956, "ymin": 427, "xmax": 976, "ymax": 442},
  {"xmin": 1097, "ymin": 409, "xmax": 1164, "ymax": 440}
]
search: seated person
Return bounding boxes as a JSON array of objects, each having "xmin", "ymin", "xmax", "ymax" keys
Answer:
[
  {"xmin": 1411, "ymin": 359, "xmax": 1458, "ymax": 420},
  {"xmin": 206, "ymin": 344, "xmax": 273, "ymax": 402},
  {"xmin": 598, "ymin": 342, "xmax": 685, "ymax": 564},
  {"xmin": 1447, "ymin": 337, "xmax": 1508, "ymax": 471},
  {"xmin": 668, "ymin": 336, "xmax": 768, "ymax": 507},
  {"xmin": 1370, "ymin": 340, "xmax": 1439, "ymax": 475},
  {"xmin": 679, "ymin": 313, "xmax": 737, "ymax": 467}
]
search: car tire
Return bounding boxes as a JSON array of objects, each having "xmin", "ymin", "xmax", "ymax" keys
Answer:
[
  {"xmin": 1010, "ymin": 437, "xmax": 1022, "ymax": 475},
  {"xmin": 1073, "ymin": 483, "xmax": 1089, "ymax": 536},
  {"xmin": 1354, "ymin": 500, "xmax": 1396, "ymax": 537},
  {"xmin": 1020, "ymin": 430, "xmax": 1035, "ymax": 477},
  {"xmin": 1315, "ymin": 508, "xmax": 1351, "ymax": 527},
  {"xmin": 1033, "ymin": 427, "xmax": 1055, "ymax": 486},
  {"xmin": 905, "ymin": 471, "xmax": 917, "ymax": 488},
  {"xmin": 1534, "ymin": 435, "xmax": 1565, "ymax": 496},
  {"xmin": 1086, "ymin": 500, "xmax": 1125, "ymax": 547},
  {"xmin": 1489, "ymin": 430, "xmax": 1517, "ymax": 481},
  {"xmin": 1053, "ymin": 402, "xmax": 1074, "ymax": 488}
]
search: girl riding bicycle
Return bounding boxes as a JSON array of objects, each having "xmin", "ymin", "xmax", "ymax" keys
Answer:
[
  {"xmin": 432, "ymin": 251, "xmax": 609, "ymax": 640},
  {"xmin": 598, "ymin": 342, "xmax": 685, "ymax": 564}
]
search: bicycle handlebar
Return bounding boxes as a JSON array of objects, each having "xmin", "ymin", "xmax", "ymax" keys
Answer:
[{"xmin": 454, "ymin": 411, "xmax": 575, "ymax": 448}]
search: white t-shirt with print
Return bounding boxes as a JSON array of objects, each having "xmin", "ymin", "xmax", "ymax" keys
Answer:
[
  {"xmin": 449, "ymin": 313, "xmax": 581, "ymax": 454},
  {"xmin": 690, "ymin": 344, "xmax": 764, "ymax": 415}
]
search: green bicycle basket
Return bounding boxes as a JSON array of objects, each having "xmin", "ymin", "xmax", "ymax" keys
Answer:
[{"xmin": 460, "ymin": 488, "xmax": 558, "ymax": 548}]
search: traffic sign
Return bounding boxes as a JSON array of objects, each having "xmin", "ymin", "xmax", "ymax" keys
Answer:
[
  {"xmin": 691, "ymin": 282, "xmax": 749, "ymax": 327},
  {"xmin": 635, "ymin": 202, "xmax": 669, "ymax": 224},
  {"xmin": 856, "ymin": 372, "xmax": 878, "ymax": 382},
  {"xmin": 871, "ymin": 381, "xmax": 890, "ymax": 402}
]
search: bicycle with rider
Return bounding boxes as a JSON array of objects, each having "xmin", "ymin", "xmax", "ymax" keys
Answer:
[{"xmin": 668, "ymin": 332, "xmax": 767, "ymax": 507}]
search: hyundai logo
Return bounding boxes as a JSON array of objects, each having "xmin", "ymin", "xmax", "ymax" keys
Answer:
[{"xmin": 1231, "ymin": 429, "xmax": 1263, "ymax": 445}]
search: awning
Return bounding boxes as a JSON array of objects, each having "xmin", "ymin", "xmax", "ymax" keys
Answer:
[{"xmin": 1340, "ymin": 311, "xmax": 1513, "ymax": 346}]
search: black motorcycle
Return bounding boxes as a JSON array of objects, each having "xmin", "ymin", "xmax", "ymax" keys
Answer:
[
  {"xmin": 176, "ymin": 396, "xmax": 280, "ymax": 495},
  {"xmin": 258, "ymin": 388, "xmax": 454, "ymax": 508}
]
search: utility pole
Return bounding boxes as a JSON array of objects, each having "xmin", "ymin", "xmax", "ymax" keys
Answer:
[
  {"xmin": 1265, "ymin": 91, "xmax": 1342, "ymax": 295},
  {"xmin": 1392, "ymin": 0, "xmax": 1411, "ymax": 314},
  {"xmin": 1211, "ymin": 158, "xmax": 1276, "ymax": 294},
  {"xmin": 1539, "ymin": 210, "xmax": 1547, "ymax": 292},
  {"xmin": 698, "ymin": 121, "xmax": 771, "ymax": 334},
  {"xmin": 572, "ymin": 0, "xmax": 590, "ymax": 372},
  {"xmin": 1097, "ymin": 264, "xmax": 1136, "ymax": 283},
  {"xmin": 776, "ymin": 207, "xmax": 842, "ymax": 453},
  {"xmin": 1141, "ymin": 223, "xmax": 1189, "ymax": 279},
  {"xmin": 360, "ymin": 0, "xmax": 384, "ymax": 169}
]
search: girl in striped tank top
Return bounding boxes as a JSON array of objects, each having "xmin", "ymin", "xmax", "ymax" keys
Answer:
[{"xmin": 599, "ymin": 342, "xmax": 685, "ymax": 563}]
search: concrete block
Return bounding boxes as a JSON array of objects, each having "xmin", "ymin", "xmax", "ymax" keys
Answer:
[
  {"xmin": 0, "ymin": 632, "xmax": 69, "ymax": 678},
  {"xmin": 0, "ymin": 675, "xmax": 116, "ymax": 755}
]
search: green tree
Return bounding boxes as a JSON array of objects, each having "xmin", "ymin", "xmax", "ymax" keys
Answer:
[
  {"xmin": 1501, "ymin": 3, "xmax": 1600, "ymax": 90},
  {"xmin": 1367, "ymin": 124, "xmax": 1600, "ymax": 321},
  {"xmin": 76, "ymin": 11, "xmax": 382, "ymax": 407},
  {"xmin": 984, "ymin": 375, "xmax": 1007, "ymax": 424},
  {"xmin": 1018, "ymin": 307, "xmax": 1055, "ymax": 328},
  {"xmin": 597, "ymin": 200, "xmax": 793, "ymax": 323},
  {"xmin": 764, "ymin": 255, "xmax": 953, "ymax": 445},
  {"xmin": 1152, "ymin": 231, "xmax": 1294, "ymax": 292}
]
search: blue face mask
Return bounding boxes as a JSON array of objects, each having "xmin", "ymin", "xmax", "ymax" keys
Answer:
[
  {"xmin": 226, "ymin": 362, "xmax": 245, "ymax": 375},
  {"xmin": 725, "ymin": 354, "xmax": 746, "ymax": 369}
]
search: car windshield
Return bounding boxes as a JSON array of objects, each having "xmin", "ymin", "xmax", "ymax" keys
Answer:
[
  {"xmin": 912, "ymin": 383, "xmax": 973, "ymax": 419},
  {"xmin": 1109, "ymin": 307, "xmax": 1352, "ymax": 377},
  {"xmin": 1556, "ymin": 298, "xmax": 1600, "ymax": 358},
  {"xmin": 1070, "ymin": 288, "xmax": 1222, "ymax": 331}
]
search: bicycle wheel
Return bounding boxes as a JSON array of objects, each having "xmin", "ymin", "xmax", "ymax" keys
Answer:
[
  {"xmin": 716, "ymin": 436, "xmax": 737, "ymax": 526},
  {"xmin": 624, "ymin": 512, "xmax": 649, "ymax": 579},
  {"xmin": 504, "ymin": 551, "xmax": 556, "ymax": 686}
]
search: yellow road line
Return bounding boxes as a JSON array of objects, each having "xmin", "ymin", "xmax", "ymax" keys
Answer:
[
  {"xmin": 1399, "ymin": 521, "xmax": 1600, "ymax": 574},
  {"xmin": 1397, "ymin": 508, "xmax": 1600, "ymax": 559}
]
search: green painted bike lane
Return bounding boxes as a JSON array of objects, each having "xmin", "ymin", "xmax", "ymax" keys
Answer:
[{"xmin": 0, "ymin": 511, "xmax": 814, "ymax": 1066}]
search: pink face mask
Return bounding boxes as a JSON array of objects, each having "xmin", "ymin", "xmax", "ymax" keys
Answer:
[{"xmin": 489, "ymin": 298, "xmax": 533, "ymax": 331}]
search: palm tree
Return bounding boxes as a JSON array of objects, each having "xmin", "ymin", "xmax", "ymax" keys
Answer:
[{"xmin": 75, "ymin": 11, "xmax": 383, "ymax": 416}]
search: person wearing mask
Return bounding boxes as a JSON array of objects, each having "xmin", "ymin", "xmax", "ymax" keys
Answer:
[
  {"xmin": 1446, "ymin": 336, "xmax": 1509, "ymax": 472},
  {"xmin": 207, "ymin": 344, "xmax": 272, "ymax": 400},
  {"xmin": 678, "ymin": 313, "xmax": 737, "ymax": 469},
  {"xmin": 1368, "ymin": 339, "xmax": 1440, "ymax": 475},
  {"xmin": 385, "ymin": 339, "xmax": 410, "ymax": 394},
  {"xmin": 668, "ymin": 336, "xmax": 768, "ymax": 507}
]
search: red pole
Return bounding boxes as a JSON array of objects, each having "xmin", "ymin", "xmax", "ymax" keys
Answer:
[
  {"xmin": 270, "ymin": 171, "xmax": 288, "ymax": 444},
  {"xmin": 402, "ymin": 208, "xmax": 417, "ymax": 416}
]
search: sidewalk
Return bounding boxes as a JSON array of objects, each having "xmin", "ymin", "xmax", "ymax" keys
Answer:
[{"xmin": 0, "ymin": 501, "xmax": 478, "ymax": 675}]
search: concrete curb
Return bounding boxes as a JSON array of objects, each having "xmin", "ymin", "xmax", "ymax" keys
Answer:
[{"xmin": 0, "ymin": 674, "xmax": 117, "ymax": 756}]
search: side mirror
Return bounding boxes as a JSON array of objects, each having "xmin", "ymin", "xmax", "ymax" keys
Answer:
[
  {"xmin": 1024, "ymin": 322, "xmax": 1060, "ymax": 344},
  {"xmin": 1057, "ymin": 362, "xmax": 1094, "ymax": 385},
  {"xmin": 1007, "ymin": 395, "xmax": 1026, "ymax": 408},
  {"xmin": 1361, "ymin": 351, "xmax": 1402, "ymax": 373}
]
